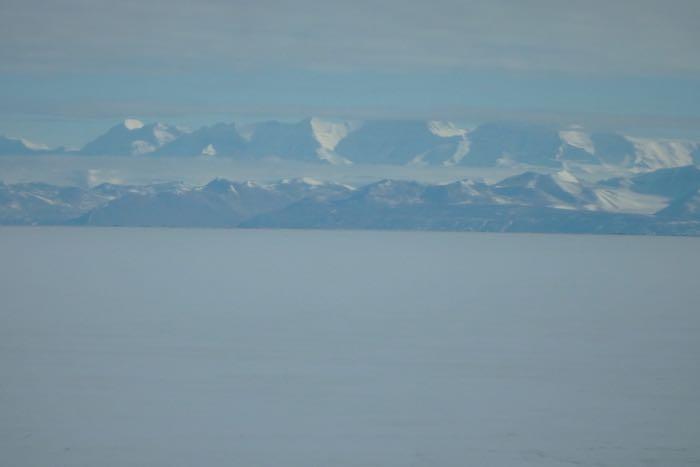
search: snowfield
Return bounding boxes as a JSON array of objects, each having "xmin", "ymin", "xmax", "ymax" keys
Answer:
[{"xmin": 1, "ymin": 228, "xmax": 699, "ymax": 467}]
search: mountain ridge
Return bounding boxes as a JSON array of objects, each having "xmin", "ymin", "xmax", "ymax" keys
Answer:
[
  {"xmin": 3, "ymin": 119, "xmax": 698, "ymax": 172},
  {"xmin": 3, "ymin": 166, "xmax": 700, "ymax": 235}
]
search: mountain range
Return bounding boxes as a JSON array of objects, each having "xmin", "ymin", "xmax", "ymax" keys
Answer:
[
  {"xmin": 3, "ymin": 165, "xmax": 700, "ymax": 235},
  {"xmin": 2, "ymin": 118, "xmax": 698, "ymax": 171}
]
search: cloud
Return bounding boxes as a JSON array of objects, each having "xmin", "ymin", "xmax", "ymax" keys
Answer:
[
  {"xmin": 1, "ymin": 0, "xmax": 699, "ymax": 74},
  {"xmin": 2, "ymin": 0, "xmax": 699, "ymax": 145}
]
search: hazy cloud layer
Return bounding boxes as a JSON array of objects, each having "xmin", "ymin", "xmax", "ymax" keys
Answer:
[
  {"xmin": 1, "ymin": 0, "xmax": 699, "ymax": 144},
  {"xmin": 1, "ymin": 0, "xmax": 699, "ymax": 74}
]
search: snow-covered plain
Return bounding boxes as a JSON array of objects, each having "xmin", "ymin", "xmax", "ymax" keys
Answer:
[{"xmin": 1, "ymin": 228, "xmax": 699, "ymax": 467}]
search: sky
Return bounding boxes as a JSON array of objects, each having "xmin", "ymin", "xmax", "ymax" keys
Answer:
[{"xmin": 1, "ymin": 0, "xmax": 699, "ymax": 146}]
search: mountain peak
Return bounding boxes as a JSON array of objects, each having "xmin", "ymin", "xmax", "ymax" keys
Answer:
[{"xmin": 203, "ymin": 178, "xmax": 238, "ymax": 194}]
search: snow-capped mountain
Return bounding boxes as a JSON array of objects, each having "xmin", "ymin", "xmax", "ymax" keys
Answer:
[
  {"xmin": 342, "ymin": 170, "xmax": 666, "ymax": 214},
  {"xmin": 270, "ymin": 177, "xmax": 355, "ymax": 201},
  {"xmin": 80, "ymin": 119, "xmax": 187, "ymax": 156},
  {"xmin": 269, "ymin": 170, "xmax": 666, "ymax": 215},
  {"xmin": 493, "ymin": 170, "xmax": 668, "ymax": 214},
  {"xmin": 5, "ymin": 118, "xmax": 700, "ymax": 171},
  {"xmin": 80, "ymin": 177, "xmax": 354, "ymax": 227},
  {"xmin": 559, "ymin": 131, "xmax": 697, "ymax": 169},
  {"xmin": 243, "ymin": 119, "xmax": 332, "ymax": 163},
  {"xmin": 491, "ymin": 171, "xmax": 589, "ymax": 209},
  {"xmin": 152, "ymin": 118, "xmax": 356, "ymax": 163},
  {"xmin": 0, "ymin": 182, "xmax": 109, "ymax": 224},
  {"xmin": 144, "ymin": 119, "xmax": 700, "ymax": 170},
  {"xmin": 151, "ymin": 118, "xmax": 464, "ymax": 164},
  {"xmin": 348, "ymin": 179, "xmax": 428, "ymax": 206},
  {"xmin": 454, "ymin": 123, "xmax": 699, "ymax": 169},
  {"xmin": 347, "ymin": 178, "xmax": 502, "ymax": 207},
  {"xmin": 0, "ymin": 179, "xmax": 199, "ymax": 225},
  {"xmin": 3, "ymin": 167, "xmax": 700, "ymax": 234},
  {"xmin": 196, "ymin": 177, "xmax": 351, "ymax": 216},
  {"xmin": 81, "ymin": 189, "xmax": 245, "ymax": 227}
]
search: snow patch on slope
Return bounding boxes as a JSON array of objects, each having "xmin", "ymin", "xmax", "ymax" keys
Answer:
[
  {"xmin": 310, "ymin": 118, "xmax": 357, "ymax": 150},
  {"xmin": 407, "ymin": 150, "xmax": 434, "ymax": 167},
  {"xmin": 316, "ymin": 148, "xmax": 353, "ymax": 165},
  {"xmin": 153, "ymin": 123, "xmax": 181, "ymax": 146},
  {"xmin": 130, "ymin": 140, "xmax": 155, "ymax": 155},
  {"xmin": 552, "ymin": 170, "xmax": 584, "ymax": 196},
  {"xmin": 124, "ymin": 119, "xmax": 144, "ymax": 130},
  {"xmin": 559, "ymin": 127, "xmax": 595, "ymax": 154},
  {"xmin": 236, "ymin": 123, "xmax": 254, "ymax": 142},
  {"xmin": 428, "ymin": 121, "xmax": 467, "ymax": 138},
  {"xmin": 591, "ymin": 188, "xmax": 667, "ymax": 214},
  {"xmin": 298, "ymin": 177, "xmax": 325, "ymax": 186},
  {"xmin": 19, "ymin": 138, "xmax": 49, "ymax": 151},
  {"xmin": 311, "ymin": 118, "xmax": 357, "ymax": 165},
  {"xmin": 629, "ymin": 137, "xmax": 697, "ymax": 170},
  {"xmin": 443, "ymin": 138, "xmax": 471, "ymax": 166},
  {"xmin": 201, "ymin": 144, "xmax": 216, "ymax": 156}
]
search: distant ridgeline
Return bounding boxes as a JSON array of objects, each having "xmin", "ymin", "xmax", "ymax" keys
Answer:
[
  {"xmin": 2, "ymin": 118, "xmax": 699, "ymax": 171},
  {"xmin": 2, "ymin": 166, "xmax": 700, "ymax": 236}
]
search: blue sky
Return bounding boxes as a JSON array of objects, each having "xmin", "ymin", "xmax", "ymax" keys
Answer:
[{"xmin": 1, "ymin": 0, "xmax": 699, "ymax": 146}]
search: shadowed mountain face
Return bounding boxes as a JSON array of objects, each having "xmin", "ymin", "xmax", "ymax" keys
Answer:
[
  {"xmin": 559, "ymin": 144, "xmax": 599, "ymax": 164},
  {"xmin": 601, "ymin": 165, "xmax": 700, "ymax": 199},
  {"xmin": 657, "ymin": 189, "xmax": 700, "ymax": 220},
  {"xmin": 459, "ymin": 122, "xmax": 562, "ymax": 167},
  {"xmin": 82, "ymin": 190, "xmax": 246, "ymax": 227},
  {"xmin": 151, "ymin": 123, "xmax": 247, "ymax": 157},
  {"xmin": 79, "ymin": 178, "xmax": 354, "ymax": 227},
  {"xmin": 630, "ymin": 165, "xmax": 700, "ymax": 199},
  {"xmin": 421, "ymin": 180, "xmax": 496, "ymax": 205},
  {"xmin": 245, "ymin": 119, "xmax": 322, "ymax": 162},
  {"xmin": 2, "ymin": 166, "xmax": 700, "ymax": 235},
  {"xmin": 590, "ymin": 133, "xmax": 637, "ymax": 166},
  {"xmin": 333, "ymin": 121, "xmax": 460, "ymax": 165}
]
